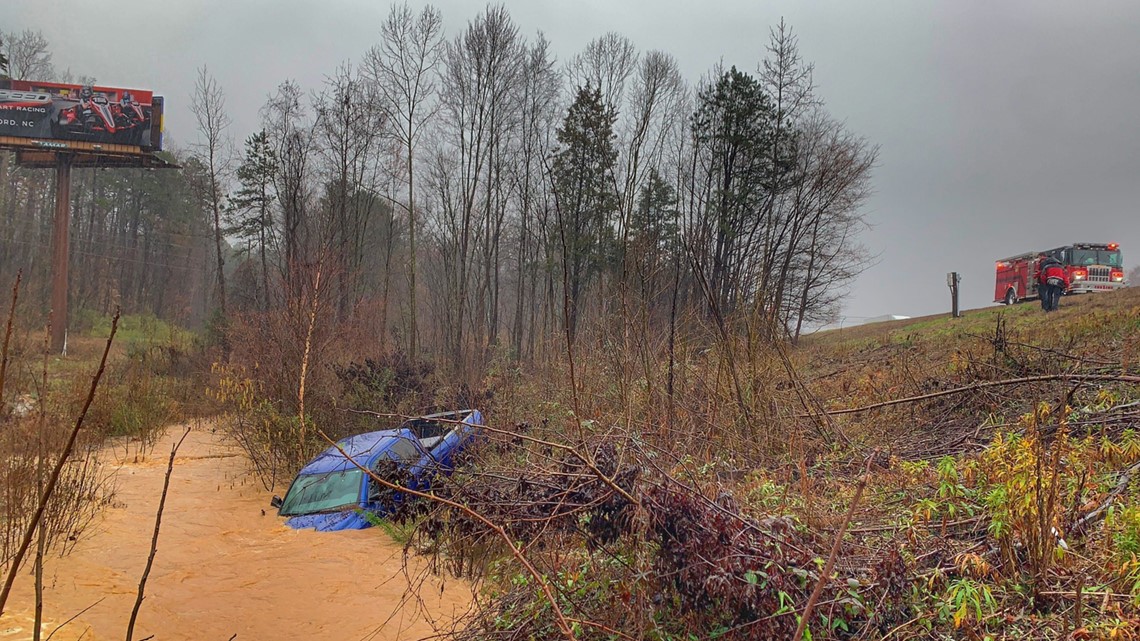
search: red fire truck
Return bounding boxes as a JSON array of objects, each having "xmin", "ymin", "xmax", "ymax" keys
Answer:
[{"xmin": 994, "ymin": 242, "xmax": 1125, "ymax": 305}]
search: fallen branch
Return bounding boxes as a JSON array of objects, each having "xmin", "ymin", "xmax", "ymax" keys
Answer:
[
  {"xmin": 1039, "ymin": 589, "xmax": 1133, "ymax": 599},
  {"xmin": 796, "ymin": 373, "xmax": 1140, "ymax": 418},
  {"xmin": 1073, "ymin": 459, "xmax": 1140, "ymax": 533},
  {"xmin": 126, "ymin": 427, "xmax": 191, "ymax": 641},
  {"xmin": 964, "ymin": 333, "xmax": 1119, "ymax": 367},
  {"xmin": 0, "ymin": 310, "xmax": 119, "ymax": 615}
]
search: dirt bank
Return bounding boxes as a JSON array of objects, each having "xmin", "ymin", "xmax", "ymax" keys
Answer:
[{"xmin": 1, "ymin": 425, "xmax": 469, "ymax": 640}]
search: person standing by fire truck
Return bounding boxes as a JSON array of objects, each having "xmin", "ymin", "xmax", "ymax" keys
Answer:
[{"xmin": 1036, "ymin": 254, "xmax": 1069, "ymax": 312}]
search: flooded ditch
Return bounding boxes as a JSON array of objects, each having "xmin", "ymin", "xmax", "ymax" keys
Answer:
[{"xmin": 1, "ymin": 426, "xmax": 468, "ymax": 640}]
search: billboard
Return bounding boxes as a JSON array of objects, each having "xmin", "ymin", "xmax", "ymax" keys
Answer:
[{"xmin": 0, "ymin": 80, "xmax": 163, "ymax": 150}]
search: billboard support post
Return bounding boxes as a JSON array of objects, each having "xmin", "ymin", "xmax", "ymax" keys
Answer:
[{"xmin": 51, "ymin": 153, "xmax": 72, "ymax": 354}]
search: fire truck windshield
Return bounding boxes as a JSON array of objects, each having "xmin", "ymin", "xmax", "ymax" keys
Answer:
[{"xmin": 1067, "ymin": 249, "xmax": 1122, "ymax": 267}]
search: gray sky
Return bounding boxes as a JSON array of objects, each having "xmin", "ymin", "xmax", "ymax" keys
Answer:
[{"xmin": 7, "ymin": 0, "xmax": 1140, "ymax": 322}]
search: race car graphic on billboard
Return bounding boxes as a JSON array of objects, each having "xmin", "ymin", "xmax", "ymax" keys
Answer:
[{"xmin": 0, "ymin": 80, "xmax": 161, "ymax": 149}]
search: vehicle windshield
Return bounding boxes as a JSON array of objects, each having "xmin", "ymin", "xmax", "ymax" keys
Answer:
[
  {"xmin": 279, "ymin": 470, "xmax": 363, "ymax": 516},
  {"xmin": 1068, "ymin": 249, "xmax": 1122, "ymax": 267}
]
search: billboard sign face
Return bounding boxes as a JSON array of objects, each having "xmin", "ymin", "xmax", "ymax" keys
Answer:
[{"xmin": 0, "ymin": 80, "xmax": 162, "ymax": 150}]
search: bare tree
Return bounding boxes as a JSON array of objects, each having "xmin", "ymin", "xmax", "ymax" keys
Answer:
[
  {"xmin": 261, "ymin": 81, "xmax": 313, "ymax": 301},
  {"xmin": 619, "ymin": 51, "xmax": 685, "ymax": 228},
  {"xmin": 2, "ymin": 29, "xmax": 53, "ymax": 80},
  {"xmin": 438, "ymin": 5, "xmax": 525, "ymax": 372},
  {"xmin": 758, "ymin": 18, "xmax": 818, "ymax": 324},
  {"xmin": 617, "ymin": 51, "xmax": 686, "ymax": 374},
  {"xmin": 363, "ymin": 3, "xmax": 445, "ymax": 361},
  {"xmin": 191, "ymin": 66, "xmax": 233, "ymax": 319},
  {"xmin": 778, "ymin": 113, "xmax": 876, "ymax": 341},
  {"xmin": 313, "ymin": 61, "xmax": 386, "ymax": 321},
  {"xmin": 566, "ymin": 32, "xmax": 638, "ymax": 113},
  {"xmin": 509, "ymin": 35, "xmax": 560, "ymax": 360}
]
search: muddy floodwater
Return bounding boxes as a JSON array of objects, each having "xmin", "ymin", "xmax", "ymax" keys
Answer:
[{"xmin": 1, "ymin": 426, "xmax": 469, "ymax": 640}]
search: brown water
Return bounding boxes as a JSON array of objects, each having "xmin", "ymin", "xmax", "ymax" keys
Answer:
[{"xmin": 0, "ymin": 426, "xmax": 469, "ymax": 640}]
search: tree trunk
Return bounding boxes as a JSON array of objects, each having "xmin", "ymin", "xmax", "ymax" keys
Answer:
[{"xmin": 407, "ymin": 139, "xmax": 418, "ymax": 362}]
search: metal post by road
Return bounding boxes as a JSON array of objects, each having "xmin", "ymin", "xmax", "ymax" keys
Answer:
[
  {"xmin": 51, "ymin": 153, "xmax": 72, "ymax": 354},
  {"xmin": 947, "ymin": 271, "xmax": 961, "ymax": 318}
]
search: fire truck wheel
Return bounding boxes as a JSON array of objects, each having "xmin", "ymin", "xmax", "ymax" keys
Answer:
[{"xmin": 1004, "ymin": 289, "xmax": 1017, "ymax": 305}]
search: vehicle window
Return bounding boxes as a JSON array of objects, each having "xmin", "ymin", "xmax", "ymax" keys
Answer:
[
  {"xmin": 1068, "ymin": 249, "xmax": 1118, "ymax": 266},
  {"xmin": 384, "ymin": 437, "xmax": 422, "ymax": 464},
  {"xmin": 1073, "ymin": 249, "xmax": 1095, "ymax": 265},
  {"xmin": 419, "ymin": 432, "xmax": 452, "ymax": 455},
  {"xmin": 403, "ymin": 418, "xmax": 450, "ymax": 440},
  {"xmin": 279, "ymin": 470, "xmax": 362, "ymax": 516}
]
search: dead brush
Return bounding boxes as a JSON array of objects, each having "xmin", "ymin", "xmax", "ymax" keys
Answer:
[
  {"xmin": 86, "ymin": 356, "xmax": 181, "ymax": 459},
  {"xmin": 394, "ymin": 414, "xmax": 900, "ymax": 641},
  {"xmin": 211, "ymin": 362, "xmax": 311, "ymax": 490},
  {"xmin": 0, "ymin": 312, "xmax": 119, "ymax": 615},
  {"xmin": 0, "ymin": 308, "xmax": 115, "ymax": 576}
]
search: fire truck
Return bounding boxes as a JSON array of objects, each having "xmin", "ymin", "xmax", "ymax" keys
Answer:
[{"xmin": 994, "ymin": 242, "xmax": 1125, "ymax": 305}]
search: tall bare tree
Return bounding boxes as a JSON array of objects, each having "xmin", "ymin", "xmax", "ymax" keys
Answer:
[
  {"xmin": 619, "ymin": 51, "xmax": 684, "ymax": 230},
  {"xmin": 261, "ymin": 80, "xmax": 313, "ymax": 301},
  {"xmin": 191, "ymin": 66, "xmax": 232, "ymax": 319},
  {"xmin": 758, "ymin": 19, "xmax": 818, "ymax": 325},
  {"xmin": 363, "ymin": 3, "xmax": 445, "ymax": 361},
  {"xmin": 439, "ymin": 5, "xmax": 525, "ymax": 371},
  {"xmin": 783, "ymin": 114, "xmax": 876, "ymax": 341},
  {"xmin": 314, "ymin": 62, "xmax": 385, "ymax": 321},
  {"xmin": 509, "ymin": 35, "xmax": 559, "ymax": 360}
]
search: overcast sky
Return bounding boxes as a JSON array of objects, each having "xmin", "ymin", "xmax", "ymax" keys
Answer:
[{"xmin": 6, "ymin": 0, "xmax": 1139, "ymax": 323}]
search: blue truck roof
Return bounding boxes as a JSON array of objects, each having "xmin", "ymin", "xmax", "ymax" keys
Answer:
[{"xmin": 297, "ymin": 429, "xmax": 411, "ymax": 475}]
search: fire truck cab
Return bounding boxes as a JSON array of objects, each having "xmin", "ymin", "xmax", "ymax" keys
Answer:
[{"xmin": 995, "ymin": 242, "xmax": 1125, "ymax": 305}]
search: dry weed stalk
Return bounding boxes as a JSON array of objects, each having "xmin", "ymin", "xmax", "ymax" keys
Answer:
[
  {"xmin": 125, "ymin": 427, "xmax": 190, "ymax": 641},
  {"xmin": 33, "ymin": 315, "xmax": 50, "ymax": 641},
  {"xmin": 792, "ymin": 452, "xmax": 875, "ymax": 641},
  {"xmin": 0, "ymin": 270, "xmax": 19, "ymax": 415},
  {"xmin": 297, "ymin": 266, "xmax": 323, "ymax": 441}
]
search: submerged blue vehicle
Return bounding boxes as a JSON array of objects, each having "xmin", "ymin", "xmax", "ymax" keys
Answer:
[{"xmin": 272, "ymin": 409, "xmax": 483, "ymax": 531}]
